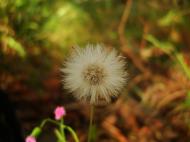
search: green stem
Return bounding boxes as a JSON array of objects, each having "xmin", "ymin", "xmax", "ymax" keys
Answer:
[
  {"xmin": 87, "ymin": 105, "xmax": 94, "ymax": 142},
  {"xmin": 65, "ymin": 126, "xmax": 80, "ymax": 142},
  {"xmin": 54, "ymin": 129, "xmax": 65, "ymax": 142},
  {"xmin": 40, "ymin": 118, "xmax": 59, "ymax": 128},
  {"xmin": 39, "ymin": 118, "xmax": 80, "ymax": 142},
  {"xmin": 60, "ymin": 118, "xmax": 66, "ymax": 142}
]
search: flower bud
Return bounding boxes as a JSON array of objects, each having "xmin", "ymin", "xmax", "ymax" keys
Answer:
[
  {"xmin": 25, "ymin": 136, "xmax": 36, "ymax": 142},
  {"xmin": 54, "ymin": 106, "xmax": 66, "ymax": 120},
  {"xmin": 31, "ymin": 127, "xmax": 41, "ymax": 137}
]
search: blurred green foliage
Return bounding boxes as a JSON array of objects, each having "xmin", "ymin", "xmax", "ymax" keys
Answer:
[
  {"xmin": 6, "ymin": 36, "xmax": 26, "ymax": 57},
  {"xmin": 1, "ymin": 0, "xmax": 190, "ymax": 99},
  {"xmin": 184, "ymin": 91, "xmax": 190, "ymax": 108}
]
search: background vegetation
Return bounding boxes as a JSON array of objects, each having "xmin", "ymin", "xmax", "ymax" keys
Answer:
[{"xmin": 1, "ymin": 0, "xmax": 190, "ymax": 141}]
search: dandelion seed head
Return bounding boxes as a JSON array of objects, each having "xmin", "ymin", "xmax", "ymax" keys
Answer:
[
  {"xmin": 83, "ymin": 64, "xmax": 106, "ymax": 85},
  {"xmin": 62, "ymin": 44, "xmax": 127, "ymax": 105}
]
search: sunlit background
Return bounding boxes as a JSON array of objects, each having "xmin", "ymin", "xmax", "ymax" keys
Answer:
[{"xmin": 1, "ymin": 0, "xmax": 190, "ymax": 141}]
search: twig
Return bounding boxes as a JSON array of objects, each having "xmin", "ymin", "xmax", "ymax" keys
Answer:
[
  {"xmin": 102, "ymin": 115, "xmax": 129, "ymax": 142},
  {"xmin": 118, "ymin": 0, "xmax": 150, "ymax": 75},
  {"xmin": 118, "ymin": 0, "xmax": 132, "ymax": 47},
  {"xmin": 140, "ymin": 21, "xmax": 149, "ymax": 49}
]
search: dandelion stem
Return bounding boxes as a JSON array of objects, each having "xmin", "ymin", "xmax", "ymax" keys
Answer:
[{"xmin": 87, "ymin": 105, "xmax": 94, "ymax": 142}]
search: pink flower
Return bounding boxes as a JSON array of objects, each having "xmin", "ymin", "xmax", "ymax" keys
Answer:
[
  {"xmin": 54, "ymin": 106, "xmax": 66, "ymax": 120},
  {"xmin": 25, "ymin": 136, "xmax": 36, "ymax": 142}
]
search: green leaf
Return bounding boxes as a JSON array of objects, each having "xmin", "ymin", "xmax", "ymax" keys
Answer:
[
  {"xmin": 158, "ymin": 10, "xmax": 182, "ymax": 26},
  {"xmin": 145, "ymin": 34, "xmax": 174, "ymax": 54},
  {"xmin": 184, "ymin": 91, "xmax": 190, "ymax": 108},
  {"xmin": 15, "ymin": 0, "xmax": 24, "ymax": 7},
  {"xmin": 175, "ymin": 53, "xmax": 190, "ymax": 80},
  {"xmin": 6, "ymin": 36, "xmax": 26, "ymax": 57}
]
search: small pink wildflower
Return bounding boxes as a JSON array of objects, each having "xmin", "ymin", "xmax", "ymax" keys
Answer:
[
  {"xmin": 25, "ymin": 136, "xmax": 36, "ymax": 142},
  {"xmin": 54, "ymin": 106, "xmax": 66, "ymax": 120}
]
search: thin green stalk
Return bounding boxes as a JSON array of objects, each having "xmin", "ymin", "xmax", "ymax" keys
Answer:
[
  {"xmin": 65, "ymin": 126, "xmax": 80, "ymax": 142},
  {"xmin": 87, "ymin": 105, "xmax": 94, "ymax": 142},
  {"xmin": 40, "ymin": 118, "xmax": 79, "ymax": 142},
  {"xmin": 40, "ymin": 118, "xmax": 59, "ymax": 128},
  {"xmin": 54, "ymin": 129, "xmax": 65, "ymax": 142},
  {"xmin": 60, "ymin": 118, "xmax": 66, "ymax": 142},
  {"xmin": 175, "ymin": 53, "xmax": 190, "ymax": 80}
]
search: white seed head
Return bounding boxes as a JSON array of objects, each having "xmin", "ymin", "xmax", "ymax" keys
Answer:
[{"xmin": 61, "ymin": 44, "xmax": 127, "ymax": 105}]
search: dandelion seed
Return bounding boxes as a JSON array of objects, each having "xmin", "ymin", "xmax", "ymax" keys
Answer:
[{"xmin": 61, "ymin": 44, "xmax": 127, "ymax": 105}]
